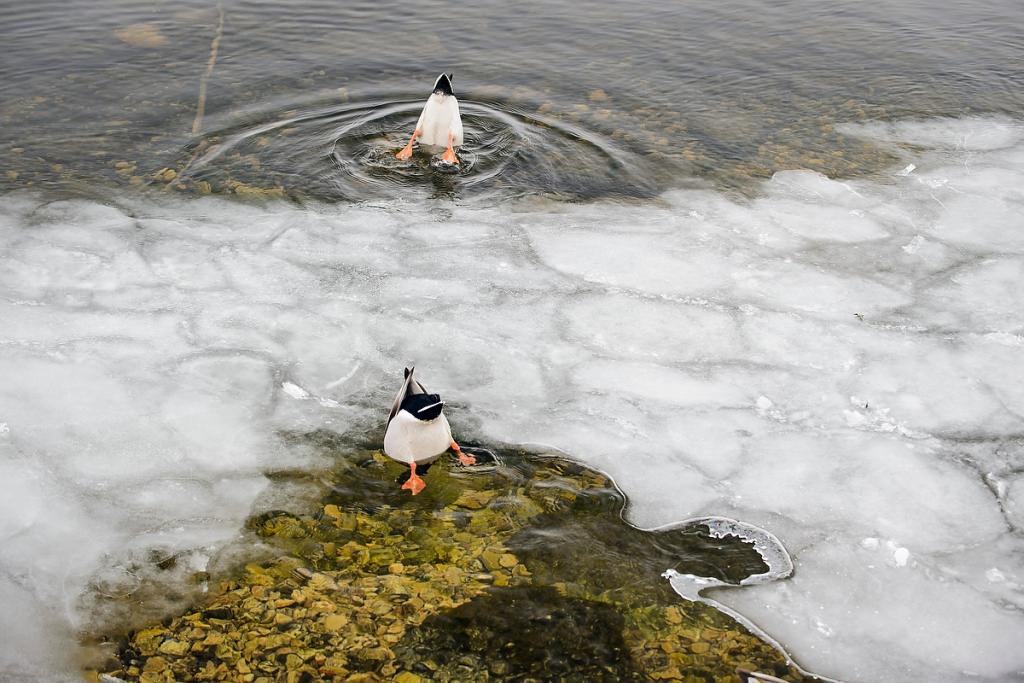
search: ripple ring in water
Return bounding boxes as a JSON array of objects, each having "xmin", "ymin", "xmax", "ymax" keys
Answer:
[{"xmin": 182, "ymin": 93, "xmax": 656, "ymax": 201}]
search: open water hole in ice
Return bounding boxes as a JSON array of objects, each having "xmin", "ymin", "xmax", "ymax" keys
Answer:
[{"xmin": 1, "ymin": 117, "xmax": 1023, "ymax": 682}]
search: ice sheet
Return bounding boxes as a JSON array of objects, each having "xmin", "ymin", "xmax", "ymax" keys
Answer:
[{"xmin": 1, "ymin": 117, "xmax": 1022, "ymax": 682}]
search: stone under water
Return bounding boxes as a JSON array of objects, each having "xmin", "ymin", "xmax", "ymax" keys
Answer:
[{"xmin": 89, "ymin": 445, "xmax": 820, "ymax": 683}]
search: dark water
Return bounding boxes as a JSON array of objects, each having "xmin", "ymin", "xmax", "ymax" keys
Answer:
[{"xmin": 2, "ymin": 0, "xmax": 1022, "ymax": 200}]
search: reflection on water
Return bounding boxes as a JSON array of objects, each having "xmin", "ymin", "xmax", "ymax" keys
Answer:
[{"xmin": 1, "ymin": 0, "xmax": 1021, "ymax": 199}]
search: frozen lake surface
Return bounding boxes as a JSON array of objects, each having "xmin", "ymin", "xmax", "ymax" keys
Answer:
[{"xmin": 1, "ymin": 117, "xmax": 1023, "ymax": 681}]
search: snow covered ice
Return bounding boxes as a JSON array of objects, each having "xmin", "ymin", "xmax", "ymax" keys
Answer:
[{"xmin": 1, "ymin": 117, "xmax": 1023, "ymax": 682}]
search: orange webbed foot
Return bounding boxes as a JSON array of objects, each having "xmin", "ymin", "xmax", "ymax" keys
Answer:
[
  {"xmin": 440, "ymin": 146, "xmax": 459, "ymax": 165},
  {"xmin": 451, "ymin": 441, "xmax": 476, "ymax": 466},
  {"xmin": 401, "ymin": 462, "xmax": 426, "ymax": 495},
  {"xmin": 396, "ymin": 145, "xmax": 413, "ymax": 161}
]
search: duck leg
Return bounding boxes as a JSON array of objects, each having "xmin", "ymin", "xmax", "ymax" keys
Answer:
[
  {"xmin": 440, "ymin": 131, "xmax": 459, "ymax": 165},
  {"xmin": 451, "ymin": 440, "xmax": 476, "ymax": 466},
  {"xmin": 401, "ymin": 461, "xmax": 426, "ymax": 495},
  {"xmin": 396, "ymin": 129, "xmax": 421, "ymax": 161}
]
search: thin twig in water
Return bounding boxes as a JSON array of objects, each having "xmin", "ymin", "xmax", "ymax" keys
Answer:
[{"xmin": 191, "ymin": 4, "xmax": 225, "ymax": 135}]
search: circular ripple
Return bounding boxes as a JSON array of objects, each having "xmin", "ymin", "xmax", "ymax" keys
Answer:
[{"xmin": 181, "ymin": 92, "xmax": 659, "ymax": 202}]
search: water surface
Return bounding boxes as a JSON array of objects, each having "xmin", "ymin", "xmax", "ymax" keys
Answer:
[{"xmin": 2, "ymin": 0, "xmax": 1021, "ymax": 199}]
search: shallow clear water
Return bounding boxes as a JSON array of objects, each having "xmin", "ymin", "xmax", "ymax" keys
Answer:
[{"xmin": 1, "ymin": 1, "xmax": 1023, "ymax": 682}]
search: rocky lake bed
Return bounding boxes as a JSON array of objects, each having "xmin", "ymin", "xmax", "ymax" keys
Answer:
[{"xmin": 88, "ymin": 446, "xmax": 817, "ymax": 683}]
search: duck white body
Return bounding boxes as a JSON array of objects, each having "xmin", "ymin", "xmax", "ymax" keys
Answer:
[
  {"xmin": 415, "ymin": 92, "xmax": 463, "ymax": 150},
  {"xmin": 383, "ymin": 367, "xmax": 474, "ymax": 495},
  {"xmin": 396, "ymin": 73, "xmax": 463, "ymax": 164},
  {"xmin": 383, "ymin": 409, "xmax": 453, "ymax": 465}
]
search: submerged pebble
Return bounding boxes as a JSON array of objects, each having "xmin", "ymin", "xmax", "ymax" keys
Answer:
[{"xmin": 91, "ymin": 448, "xmax": 818, "ymax": 682}]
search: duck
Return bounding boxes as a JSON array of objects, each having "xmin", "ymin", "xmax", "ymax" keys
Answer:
[
  {"xmin": 396, "ymin": 73, "xmax": 464, "ymax": 165},
  {"xmin": 384, "ymin": 367, "xmax": 475, "ymax": 495}
]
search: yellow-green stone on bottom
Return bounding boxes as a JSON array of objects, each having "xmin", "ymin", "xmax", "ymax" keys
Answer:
[{"xmin": 89, "ymin": 447, "xmax": 823, "ymax": 683}]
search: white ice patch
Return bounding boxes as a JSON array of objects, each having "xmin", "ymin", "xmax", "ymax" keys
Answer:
[
  {"xmin": 1, "ymin": 117, "xmax": 1023, "ymax": 682},
  {"xmin": 281, "ymin": 381, "xmax": 311, "ymax": 399},
  {"xmin": 985, "ymin": 567, "xmax": 1006, "ymax": 583},
  {"xmin": 838, "ymin": 116, "xmax": 1023, "ymax": 151}
]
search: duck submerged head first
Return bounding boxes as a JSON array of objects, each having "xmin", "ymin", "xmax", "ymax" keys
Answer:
[
  {"xmin": 396, "ymin": 73, "xmax": 464, "ymax": 165},
  {"xmin": 383, "ymin": 366, "xmax": 475, "ymax": 495}
]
